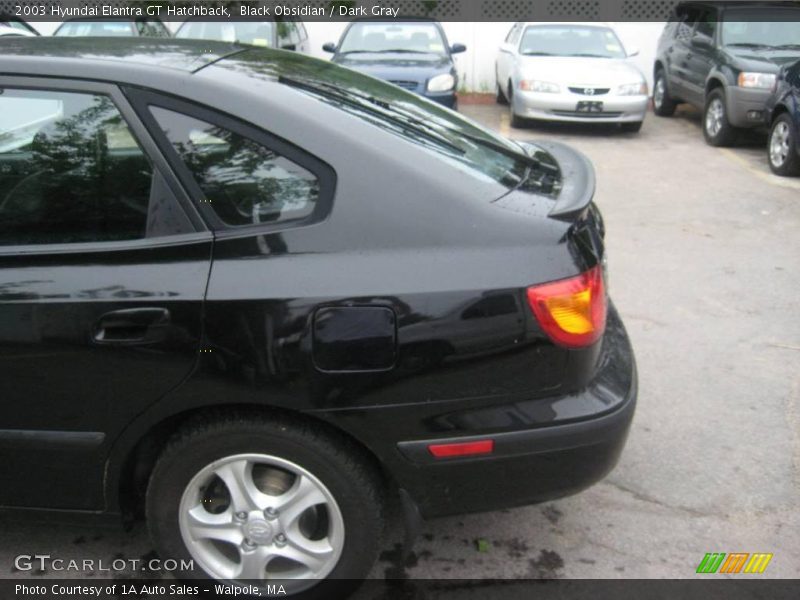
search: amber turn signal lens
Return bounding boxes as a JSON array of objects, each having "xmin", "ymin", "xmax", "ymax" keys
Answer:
[{"xmin": 526, "ymin": 265, "xmax": 607, "ymax": 348}]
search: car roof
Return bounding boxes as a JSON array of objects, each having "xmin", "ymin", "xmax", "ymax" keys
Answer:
[{"xmin": 0, "ymin": 37, "xmax": 243, "ymax": 75}]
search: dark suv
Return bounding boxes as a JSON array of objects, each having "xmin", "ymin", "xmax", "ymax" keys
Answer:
[{"xmin": 653, "ymin": 2, "xmax": 800, "ymax": 146}]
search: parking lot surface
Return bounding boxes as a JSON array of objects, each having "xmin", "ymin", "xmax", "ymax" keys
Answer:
[{"xmin": 2, "ymin": 103, "xmax": 798, "ymax": 581}]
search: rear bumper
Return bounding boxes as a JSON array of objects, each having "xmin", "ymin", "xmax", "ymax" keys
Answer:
[
  {"xmin": 514, "ymin": 90, "xmax": 648, "ymax": 123},
  {"xmin": 396, "ymin": 322, "xmax": 636, "ymax": 517},
  {"xmin": 319, "ymin": 304, "xmax": 637, "ymax": 518}
]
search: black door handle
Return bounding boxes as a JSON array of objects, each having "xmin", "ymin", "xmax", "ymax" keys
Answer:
[{"xmin": 92, "ymin": 308, "xmax": 171, "ymax": 346}]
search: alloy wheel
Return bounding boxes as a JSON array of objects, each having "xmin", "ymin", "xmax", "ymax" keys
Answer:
[
  {"xmin": 705, "ymin": 98, "xmax": 725, "ymax": 138},
  {"xmin": 654, "ymin": 77, "xmax": 665, "ymax": 109},
  {"xmin": 769, "ymin": 121, "xmax": 791, "ymax": 168},
  {"xmin": 178, "ymin": 453, "xmax": 345, "ymax": 590}
]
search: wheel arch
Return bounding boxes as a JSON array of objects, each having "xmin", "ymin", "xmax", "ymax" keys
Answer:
[
  {"xmin": 705, "ymin": 76, "xmax": 725, "ymax": 96},
  {"xmin": 770, "ymin": 102, "xmax": 789, "ymax": 124},
  {"xmin": 653, "ymin": 59, "xmax": 665, "ymax": 79},
  {"xmin": 106, "ymin": 402, "xmax": 396, "ymax": 520}
]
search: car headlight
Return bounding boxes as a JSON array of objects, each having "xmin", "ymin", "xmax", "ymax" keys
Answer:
[
  {"xmin": 427, "ymin": 74, "xmax": 455, "ymax": 93},
  {"xmin": 617, "ymin": 82, "xmax": 648, "ymax": 96},
  {"xmin": 519, "ymin": 80, "xmax": 561, "ymax": 93},
  {"xmin": 737, "ymin": 72, "xmax": 777, "ymax": 89}
]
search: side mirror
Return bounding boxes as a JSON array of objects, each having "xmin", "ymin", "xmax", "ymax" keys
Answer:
[
  {"xmin": 691, "ymin": 35, "xmax": 712, "ymax": 50},
  {"xmin": 450, "ymin": 43, "xmax": 467, "ymax": 54},
  {"xmin": 627, "ymin": 46, "xmax": 640, "ymax": 58},
  {"xmin": 322, "ymin": 42, "xmax": 336, "ymax": 53}
]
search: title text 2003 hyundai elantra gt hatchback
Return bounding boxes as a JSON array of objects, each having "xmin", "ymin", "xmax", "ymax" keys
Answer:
[{"xmin": 0, "ymin": 39, "xmax": 636, "ymax": 596}]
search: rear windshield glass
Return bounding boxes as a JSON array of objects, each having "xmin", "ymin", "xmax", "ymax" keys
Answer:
[
  {"xmin": 229, "ymin": 52, "xmax": 559, "ymax": 194},
  {"xmin": 721, "ymin": 11, "xmax": 800, "ymax": 48}
]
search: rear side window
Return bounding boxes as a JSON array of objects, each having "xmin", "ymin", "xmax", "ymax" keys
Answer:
[
  {"xmin": 0, "ymin": 89, "xmax": 154, "ymax": 245},
  {"xmin": 675, "ymin": 6, "xmax": 699, "ymax": 41},
  {"xmin": 150, "ymin": 107, "xmax": 319, "ymax": 228}
]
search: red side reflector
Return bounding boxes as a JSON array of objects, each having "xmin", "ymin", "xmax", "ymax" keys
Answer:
[{"xmin": 428, "ymin": 439, "xmax": 494, "ymax": 459}]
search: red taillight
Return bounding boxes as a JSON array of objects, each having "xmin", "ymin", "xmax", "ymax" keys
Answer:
[
  {"xmin": 428, "ymin": 439, "xmax": 494, "ymax": 459},
  {"xmin": 526, "ymin": 264, "xmax": 607, "ymax": 349}
]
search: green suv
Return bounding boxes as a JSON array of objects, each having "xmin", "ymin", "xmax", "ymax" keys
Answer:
[{"xmin": 653, "ymin": 2, "xmax": 800, "ymax": 146}]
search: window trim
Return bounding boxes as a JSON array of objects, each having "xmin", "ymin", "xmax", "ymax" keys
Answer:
[
  {"xmin": 0, "ymin": 76, "xmax": 209, "ymax": 255},
  {"xmin": 124, "ymin": 87, "xmax": 337, "ymax": 239}
]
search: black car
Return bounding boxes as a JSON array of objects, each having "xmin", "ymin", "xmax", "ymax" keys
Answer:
[
  {"xmin": 766, "ymin": 60, "xmax": 800, "ymax": 176},
  {"xmin": 323, "ymin": 19, "xmax": 466, "ymax": 108},
  {"xmin": 175, "ymin": 19, "xmax": 310, "ymax": 52},
  {"xmin": 653, "ymin": 2, "xmax": 800, "ymax": 146},
  {"xmin": 53, "ymin": 17, "xmax": 170, "ymax": 38},
  {"xmin": 0, "ymin": 38, "xmax": 636, "ymax": 595}
]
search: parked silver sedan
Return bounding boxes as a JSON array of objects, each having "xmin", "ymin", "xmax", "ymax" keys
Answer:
[{"xmin": 496, "ymin": 23, "xmax": 649, "ymax": 131}]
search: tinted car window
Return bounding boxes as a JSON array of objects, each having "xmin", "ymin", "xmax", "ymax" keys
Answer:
[
  {"xmin": 675, "ymin": 6, "xmax": 699, "ymax": 42},
  {"xmin": 695, "ymin": 11, "xmax": 715, "ymax": 39},
  {"xmin": 150, "ymin": 107, "xmax": 319, "ymax": 227},
  {"xmin": 55, "ymin": 21, "xmax": 136, "ymax": 36},
  {"xmin": 0, "ymin": 90, "xmax": 152, "ymax": 245},
  {"xmin": 177, "ymin": 21, "xmax": 275, "ymax": 46}
]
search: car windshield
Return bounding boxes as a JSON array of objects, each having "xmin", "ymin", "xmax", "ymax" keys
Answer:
[
  {"xmin": 55, "ymin": 21, "xmax": 136, "ymax": 36},
  {"xmin": 519, "ymin": 25, "xmax": 626, "ymax": 58},
  {"xmin": 177, "ymin": 21, "xmax": 275, "ymax": 46},
  {"xmin": 338, "ymin": 22, "xmax": 447, "ymax": 55},
  {"xmin": 721, "ymin": 11, "xmax": 800, "ymax": 48}
]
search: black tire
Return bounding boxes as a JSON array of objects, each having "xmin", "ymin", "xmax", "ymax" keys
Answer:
[
  {"xmin": 768, "ymin": 112, "xmax": 800, "ymax": 177},
  {"xmin": 496, "ymin": 81, "xmax": 508, "ymax": 105},
  {"xmin": 703, "ymin": 88, "xmax": 738, "ymax": 147},
  {"xmin": 652, "ymin": 69, "xmax": 677, "ymax": 117},
  {"xmin": 146, "ymin": 413, "xmax": 384, "ymax": 599},
  {"xmin": 621, "ymin": 121, "xmax": 643, "ymax": 133},
  {"xmin": 508, "ymin": 82, "xmax": 525, "ymax": 128}
]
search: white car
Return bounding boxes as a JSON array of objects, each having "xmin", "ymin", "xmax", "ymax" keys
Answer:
[{"xmin": 496, "ymin": 22, "xmax": 649, "ymax": 131}]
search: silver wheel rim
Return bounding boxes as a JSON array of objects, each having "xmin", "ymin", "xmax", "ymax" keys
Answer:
[
  {"xmin": 654, "ymin": 77, "xmax": 665, "ymax": 108},
  {"xmin": 706, "ymin": 98, "xmax": 724, "ymax": 137},
  {"xmin": 770, "ymin": 121, "xmax": 790, "ymax": 168},
  {"xmin": 179, "ymin": 453, "xmax": 345, "ymax": 591}
]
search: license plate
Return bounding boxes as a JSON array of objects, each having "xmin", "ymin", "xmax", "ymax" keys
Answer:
[{"xmin": 576, "ymin": 101, "xmax": 603, "ymax": 113}]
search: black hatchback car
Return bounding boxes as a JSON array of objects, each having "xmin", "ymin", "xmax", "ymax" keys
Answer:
[
  {"xmin": 0, "ymin": 39, "xmax": 636, "ymax": 595},
  {"xmin": 323, "ymin": 19, "xmax": 466, "ymax": 108},
  {"xmin": 766, "ymin": 59, "xmax": 800, "ymax": 176},
  {"xmin": 653, "ymin": 2, "xmax": 800, "ymax": 146}
]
